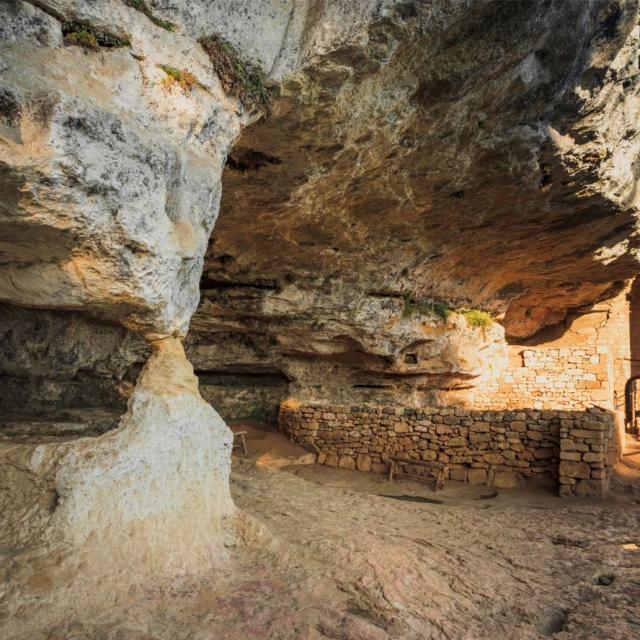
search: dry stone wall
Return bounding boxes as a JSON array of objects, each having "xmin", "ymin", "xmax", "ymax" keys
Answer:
[
  {"xmin": 279, "ymin": 402, "xmax": 614, "ymax": 494},
  {"xmin": 558, "ymin": 412, "xmax": 615, "ymax": 496}
]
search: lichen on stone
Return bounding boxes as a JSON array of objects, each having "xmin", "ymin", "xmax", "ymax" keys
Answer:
[{"xmin": 199, "ymin": 34, "xmax": 272, "ymax": 112}]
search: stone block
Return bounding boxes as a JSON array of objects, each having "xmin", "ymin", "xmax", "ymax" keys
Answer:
[
  {"xmin": 581, "ymin": 420, "xmax": 609, "ymax": 431},
  {"xmin": 356, "ymin": 454, "xmax": 372, "ymax": 472},
  {"xmin": 325, "ymin": 454, "xmax": 339, "ymax": 467},
  {"xmin": 467, "ymin": 468, "xmax": 487, "ymax": 484},
  {"xmin": 559, "ymin": 460, "xmax": 590, "ymax": 479},
  {"xmin": 569, "ymin": 429, "xmax": 595, "ymax": 439},
  {"xmin": 533, "ymin": 447, "xmax": 555, "ymax": 460},
  {"xmin": 338, "ymin": 456, "xmax": 356, "ymax": 470},
  {"xmin": 491, "ymin": 471, "xmax": 525, "ymax": 489},
  {"xmin": 449, "ymin": 467, "xmax": 468, "ymax": 482},
  {"xmin": 574, "ymin": 478, "xmax": 606, "ymax": 497},
  {"xmin": 559, "ymin": 451, "xmax": 581, "ymax": 461},
  {"xmin": 561, "ymin": 439, "xmax": 588, "ymax": 452}
]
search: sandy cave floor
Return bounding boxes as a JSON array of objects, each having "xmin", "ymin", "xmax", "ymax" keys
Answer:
[{"xmin": 6, "ymin": 424, "xmax": 640, "ymax": 640}]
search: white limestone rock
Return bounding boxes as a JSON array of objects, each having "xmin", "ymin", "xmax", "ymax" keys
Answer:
[{"xmin": 0, "ymin": 0, "xmax": 245, "ymax": 336}]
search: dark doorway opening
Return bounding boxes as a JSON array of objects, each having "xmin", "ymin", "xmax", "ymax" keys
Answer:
[{"xmin": 624, "ymin": 376, "xmax": 640, "ymax": 435}]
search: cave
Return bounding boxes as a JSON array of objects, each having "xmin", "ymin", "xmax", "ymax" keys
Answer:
[{"xmin": 1, "ymin": 1, "xmax": 640, "ymax": 638}]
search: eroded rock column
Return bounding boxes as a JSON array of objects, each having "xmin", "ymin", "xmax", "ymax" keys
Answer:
[
  {"xmin": 51, "ymin": 338, "xmax": 234, "ymax": 570},
  {"xmin": 0, "ymin": 0, "xmax": 253, "ymax": 621}
]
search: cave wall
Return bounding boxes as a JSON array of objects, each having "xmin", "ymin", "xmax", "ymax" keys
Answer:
[
  {"xmin": 0, "ymin": 0, "xmax": 251, "ymax": 626},
  {"xmin": 187, "ymin": 283, "xmax": 509, "ymax": 419},
  {"xmin": 1, "ymin": 0, "xmax": 640, "ymax": 631},
  {"xmin": 193, "ymin": 0, "xmax": 640, "ymax": 412},
  {"xmin": 0, "ymin": 303, "xmax": 148, "ymax": 418}
]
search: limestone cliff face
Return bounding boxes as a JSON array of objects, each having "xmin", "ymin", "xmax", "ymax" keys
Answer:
[
  {"xmin": 0, "ymin": 0, "xmax": 255, "ymax": 622},
  {"xmin": 3, "ymin": 1, "xmax": 639, "ymax": 412},
  {"xmin": 0, "ymin": 0, "xmax": 247, "ymax": 336},
  {"xmin": 1, "ymin": 1, "xmax": 640, "ymax": 614},
  {"xmin": 191, "ymin": 0, "xmax": 640, "ymax": 411}
]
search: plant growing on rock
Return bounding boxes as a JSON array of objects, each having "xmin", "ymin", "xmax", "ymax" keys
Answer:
[
  {"xmin": 460, "ymin": 309, "xmax": 493, "ymax": 328},
  {"xmin": 159, "ymin": 65, "xmax": 200, "ymax": 91},
  {"xmin": 402, "ymin": 292, "xmax": 452, "ymax": 322},
  {"xmin": 62, "ymin": 21, "xmax": 130, "ymax": 50},
  {"xmin": 402, "ymin": 292, "xmax": 493, "ymax": 328},
  {"xmin": 123, "ymin": 0, "xmax": 175, "ymax": 31},
  {"xmin": 198, "ymin": 34, "xmax": 273, "ymax": 112}
]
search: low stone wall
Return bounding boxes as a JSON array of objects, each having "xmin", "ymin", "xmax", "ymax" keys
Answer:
[
  {"xmin": 278, "ymin": 402, "xmax": 614, "ymax": 494},
  {"xmin": 558, "ymin": 411, "xmax": 615, "ymax": 496}
]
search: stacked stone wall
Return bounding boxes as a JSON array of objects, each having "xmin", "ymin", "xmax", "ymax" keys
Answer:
[
  {"xmin": 279, "ymin": 402, "xmax": 614, "ymax": 493},
  {"xmin": 468, "ymin": 346, "xmax": 611, "ymax": 410},
  {"xmin": 558, "ymin": 411, "xmax": 615, "ymax": 496}
]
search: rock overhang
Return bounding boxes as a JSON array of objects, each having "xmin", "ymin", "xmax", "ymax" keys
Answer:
[{"xmin": 203, "ymin": 0, "xmax": 640, "ymax": 343}]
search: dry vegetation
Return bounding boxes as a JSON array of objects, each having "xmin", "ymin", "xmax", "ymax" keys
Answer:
[{"xmin": 199, "ymin": 34, "xmax": 272, "ymax": 112}]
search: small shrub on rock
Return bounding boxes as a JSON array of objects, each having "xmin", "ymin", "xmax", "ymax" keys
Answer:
[
  {"xmin": 402, "ymin": 292, "xmax": 493, "ymax": 328},
  {"xmin": 461, "ymin": 309, "xmax": 493, "ymax": 328},
  {"xmin": 62, "ymin": 22, "xmax": 130, "ymax": 50},
  {"xmin": 199, "ymin": 34, "xmax": 272, "ymax": 112},
  {"xmin": 160, "ymin": 65, "xmax": 200, "ymax": 91}
]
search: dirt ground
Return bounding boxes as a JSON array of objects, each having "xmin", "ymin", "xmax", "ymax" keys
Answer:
[{"xmin": 5, "ymin": 424, "xmax": 640, "ymax": 640}]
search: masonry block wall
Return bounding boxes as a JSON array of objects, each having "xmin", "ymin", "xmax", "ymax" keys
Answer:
[
  {"xmin": 276, "ymin": 286, "xmax": 634, "ymax": 496},
  {"xmin": 467, "ymin": 346, "xmax": 612, "ymax": 410},
  {"xmin": 558, "ymin": 410, "xmax": 614, "ymax": 496},
  {"xmin": 279, "ymin": 402, "xmax": 614, "ymax": 494},
  {"xmin": 447, "ymin": 283, "xmax": 640, "ymax": 417}
]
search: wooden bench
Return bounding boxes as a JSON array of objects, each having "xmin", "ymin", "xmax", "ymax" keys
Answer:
[
  {"xmin": 232, "ymin": 430, "xmax": 248, "ymax": 455},
  {"xmin": 388, "ymin": 456, "xmax": 448, "ymax": 491}
]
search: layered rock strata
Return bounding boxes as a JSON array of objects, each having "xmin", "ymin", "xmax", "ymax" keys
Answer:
[
  {"xmin": 1, "ymin": 2, "xmax": 640, "ymax": 627},
  {"xmin": 194, "ymin": 0, "xmax": 640, "ymax": 411}
]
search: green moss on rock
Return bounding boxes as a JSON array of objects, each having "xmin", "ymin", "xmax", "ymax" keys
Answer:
[{"xmin": 402, "ymin": 292, "xmax": 452, "ymax": 322}]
